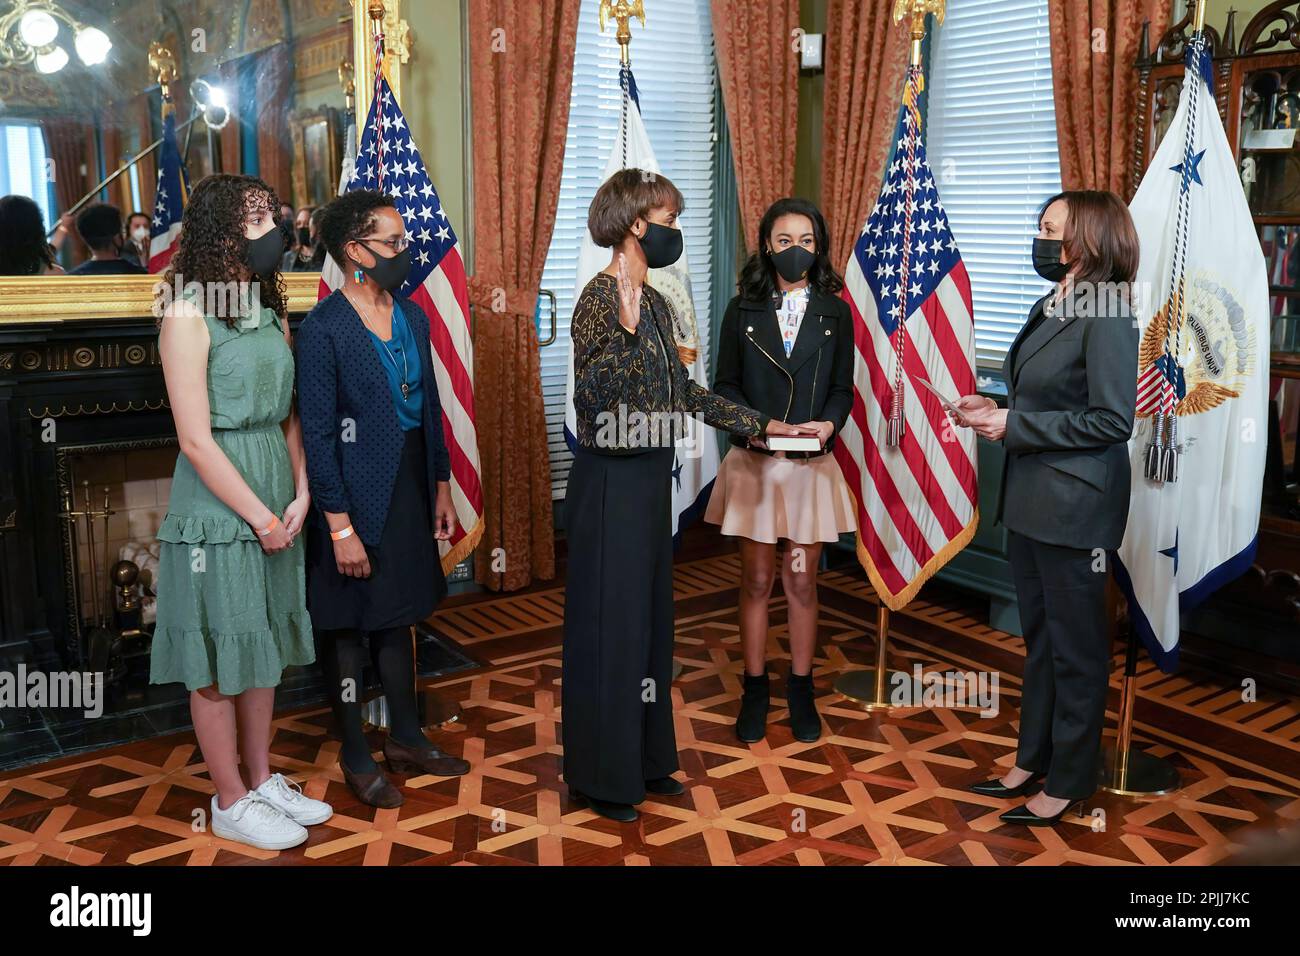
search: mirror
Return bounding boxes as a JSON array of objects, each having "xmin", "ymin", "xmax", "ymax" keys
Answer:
[{"xmin": 0, "ymin": 0, "xmax": 359, "ymax": 280}]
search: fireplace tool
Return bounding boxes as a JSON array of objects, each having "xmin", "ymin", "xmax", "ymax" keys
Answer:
[{"xmin": 60, "ymin": 480, "xmax": 125, "ymax": 687}]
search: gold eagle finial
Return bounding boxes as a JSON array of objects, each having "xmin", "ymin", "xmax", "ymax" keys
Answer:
[
  {"xmin": 892, "ymin": 0, "xmax": 946, "ymax": 24},
  {"xmin": 599, "ymin": 0, "xmax": 646, "ymax": 64}
]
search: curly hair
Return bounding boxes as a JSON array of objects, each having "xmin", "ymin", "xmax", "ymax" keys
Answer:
[
  {"xmin": 0, "ymin": 194, "xmax": 56, "ymax": 276},
  {"xmin": 156, "ymin": 174, "xmax": 287, "ymax": 327},
  {"xmin": 319, "ymin": 189, "xmax": 398, "ymax": 267}
]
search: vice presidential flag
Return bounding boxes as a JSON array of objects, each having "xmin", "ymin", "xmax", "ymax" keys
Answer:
[
  {"xmin": 1115, "ymin": 33, "xmax": 1268, "ymax": 671},
  {"xmin": 318, "ymin": 61, "xmax": 484, "ymax": 573},
  {"xmin": 563, "ymin": 64, "xmax": 718, "ymax": 541},
  {"xmin": 833, "ymin": 66, "xmax": 979, "ymax": 611},
  {"xmin": 147, "ymin": 110, "xmax": 188, "ymax": 273}
]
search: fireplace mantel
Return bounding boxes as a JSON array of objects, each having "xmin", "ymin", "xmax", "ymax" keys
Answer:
[{"xmin": 0, "ymin": 277, "xmax": 319, "ymax": 667}]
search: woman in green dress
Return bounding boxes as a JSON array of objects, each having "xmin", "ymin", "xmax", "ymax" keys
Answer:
[{"xmin": 152, "ymin": 174, "xmax": 332, "ymax": 851}]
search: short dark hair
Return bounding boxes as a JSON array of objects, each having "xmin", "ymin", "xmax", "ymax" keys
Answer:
[
  {"xmin": 319, "ymin": 189, "xmax": 398, "ymax": 266},
  {"xmin": 126, "ymin": 211, "xmax": 151, "ymax": 229},
  {"xmin": 76, "ymin": 203, "xmax": 123, "ymax": 252},
  {"xmin": 1039, "ymin": 190, "xmax": 1140, "ymax": 286},
  {"xmin": 587, "ymin": 168, "xmax": 684, "ymax": 248}
]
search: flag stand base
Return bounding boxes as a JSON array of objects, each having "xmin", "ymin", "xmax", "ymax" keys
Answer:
[
  {"xmin": 1099, "ymin": 626, "xmax": 1180, "ymax": 796},
  {"xmin": 834, "ymin": 604, "xmax": 916, "ymax": 711}
]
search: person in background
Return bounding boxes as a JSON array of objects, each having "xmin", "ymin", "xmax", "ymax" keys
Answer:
[
  {"xmin": 297, "ymin": 189, "xmax": 469, "ymax": 809},
  {"xmin": 953, "ymin": 190, "xmax": 1139, "ymax": 827},
  {"xmin": 123, "ymin": 210, "xmax": 152, "ymax": 269},
  {"xmin": 562, "ymin": 169, "xmax": 817, "ymax": 823},
  {"xmin": 151, "ymin": 173, "xmax": 330, "ymax": 850},
  {"xmin": 708, "ymin": 197, "xmax": 856, "ymax": 745},
  {"xmin": 69, "ymin": 203, "xmax": 147, "ymax": 275},
  {"xmin": 283, "ymin": 206, "xmax": 325, "ymax": 272},
  {"xmin": 0, "ymin": 195, "xmax": 66, "ymax": 275}
]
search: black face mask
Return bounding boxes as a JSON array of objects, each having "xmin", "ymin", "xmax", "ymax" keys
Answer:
[
  {"xmin": 1032, "ymin": 237, "xmax": 1070, "ymax": 282},
  {"xmin": 770, "ymin": 246, "xmax": 816, "ymax": 284},
  {"xmin": 297, "ymin": 227, "xmax": 312, "ymax": 248},
  {"xmin": 244, "ymin": 227, "xmax": 284, "ymax": 276},
  {"xmin": 358, "ymin": 241, "xmax": 411, "ymax": 292},
  {"xmin": 638, "ymin": 221, "xmax": 683, "ymax": 269}
]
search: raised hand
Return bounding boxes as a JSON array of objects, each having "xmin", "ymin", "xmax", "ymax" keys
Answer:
[{"xmin": 616, "ymin": 252, "xmax": 642, "ymax": 333}]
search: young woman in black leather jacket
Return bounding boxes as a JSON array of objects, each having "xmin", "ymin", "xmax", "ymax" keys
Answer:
[{"xmin": 708, "ymin": 197, "xmax": 857, "ymax": 745}]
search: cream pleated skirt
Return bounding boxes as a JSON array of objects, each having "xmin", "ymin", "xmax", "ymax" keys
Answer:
[{"xmin": 704, "ymin": 446, "xmax": 857, "ymax": 545}]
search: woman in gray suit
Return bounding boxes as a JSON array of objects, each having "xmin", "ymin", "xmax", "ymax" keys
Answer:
[{"xmin": 953, "ymin": 190, "xmax": 1139, "ymax": 826}]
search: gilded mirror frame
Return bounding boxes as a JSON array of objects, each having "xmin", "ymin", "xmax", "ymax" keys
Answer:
[{"xmin": 0, "ymin": 0, "xmax": 400, "ymax": 323}]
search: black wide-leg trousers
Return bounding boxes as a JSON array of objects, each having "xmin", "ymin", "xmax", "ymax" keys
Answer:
[
  {"xmin": 1007, "ymin": 530, "xmax": 1113, "ymax": 800},
  {"xmin": 561, "ymin": 446, "xmax": 677, "ymax": 805}
]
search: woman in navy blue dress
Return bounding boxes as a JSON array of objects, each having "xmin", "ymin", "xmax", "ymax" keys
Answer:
[{"xmin": 296, "ymin": 190, "xmax": 470, "ymax": 808}]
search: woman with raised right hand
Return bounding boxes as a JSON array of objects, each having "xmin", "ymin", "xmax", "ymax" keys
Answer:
[{"xmin": 562, "ymin": 169, "xmax": 817, "ymax": 823}]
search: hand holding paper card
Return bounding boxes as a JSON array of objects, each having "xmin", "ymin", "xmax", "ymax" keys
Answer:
[{"xmin": 917, "ymin": 377, "xmax": 968, "ymax": 425}]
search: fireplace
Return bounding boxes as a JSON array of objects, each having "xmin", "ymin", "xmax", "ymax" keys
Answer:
[{"xmin": 0, "ymin": 317, "xmax": 180, "ymax": 673}]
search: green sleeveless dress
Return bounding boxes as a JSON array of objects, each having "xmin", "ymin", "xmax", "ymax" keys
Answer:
[{"xmin": 150, "ymin": 303, "xmax": 315, "ymax": 695}]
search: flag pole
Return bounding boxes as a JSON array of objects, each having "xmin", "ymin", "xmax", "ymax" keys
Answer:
[
  {"xmin": 834, "ymin": 0, "xmax": 942, "ymax": 712},
  {"xmin": 1099, "ymin": 0, "xmax": 1209, "ymax": 798}
]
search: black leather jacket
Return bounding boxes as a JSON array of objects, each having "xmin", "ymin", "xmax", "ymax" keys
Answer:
[{"xmin": 713, "ymin": 290, "xmax": 854, "ymax": 453}]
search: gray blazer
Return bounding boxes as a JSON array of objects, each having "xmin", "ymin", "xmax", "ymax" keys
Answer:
[{"xmin": 996, "ymin": 285, "xmax": 1138, "ymax": 550}]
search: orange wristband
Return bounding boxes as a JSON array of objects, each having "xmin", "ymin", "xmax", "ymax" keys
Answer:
[
  {"xmin": 256, "ymin": 514, "xmax": 280, "ymax": 537},
  {"xmin": 329, "ymin": 525, "xmax": 354, "ymax": 541}
]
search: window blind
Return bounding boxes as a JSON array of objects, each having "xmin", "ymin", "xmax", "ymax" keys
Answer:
[
  {"xmin": 927, "ymin": 0, "xmax": 1063, "ymax": 367},
  {"xmin": 537, "ymin": 0, "xmax": 718, "ymax": 500},
  {"xmin": 1, "ymin": 122, "xmax": 54, "ymax": 230}
]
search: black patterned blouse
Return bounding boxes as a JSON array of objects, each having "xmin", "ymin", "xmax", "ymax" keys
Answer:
[{"xmin": 571, "ymin": 272, "xmax": 768, "ymax": 452}]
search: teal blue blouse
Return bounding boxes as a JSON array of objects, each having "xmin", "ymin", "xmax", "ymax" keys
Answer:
[{"xmin": 365, "ymin": 302, "xmax": 424, "ymax": 430}]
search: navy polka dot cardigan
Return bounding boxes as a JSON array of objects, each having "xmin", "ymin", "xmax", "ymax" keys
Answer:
[{"xmin": 296, "ymin": 288, "xmax": 452, "ymax": 545}]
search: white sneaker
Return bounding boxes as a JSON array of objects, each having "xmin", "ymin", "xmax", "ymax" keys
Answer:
[
  {"xmin": 254, "ymin": 772, "xmax": 334, "ymax": 826},
  {"xmin": 210, "ymin": 792, "xmax": 308, "ymax": 851}
]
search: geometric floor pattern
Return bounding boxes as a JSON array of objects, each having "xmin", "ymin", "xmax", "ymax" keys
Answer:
[{"xmin": 3, "ymin": 553, "xmax": 1298, "ymax": 865}]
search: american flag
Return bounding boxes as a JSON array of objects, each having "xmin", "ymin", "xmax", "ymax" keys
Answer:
[
  {"xmin": 147, "ymin": 110, "xmax": 187, "ymax": 273},
  {"xmin": 318, "ymin": 53, "xmax": 484, "ymax": 573},
  {"xmin": 832, "ymin": 67, "xmax": 979, "ymax": 611}
]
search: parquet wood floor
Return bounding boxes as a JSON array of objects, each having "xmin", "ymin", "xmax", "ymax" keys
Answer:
[{"xmin": 3, "ymin": 554, "xmax": 1296, "ymax": 866}]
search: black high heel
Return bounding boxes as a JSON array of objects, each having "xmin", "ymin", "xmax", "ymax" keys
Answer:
[
  {"xmin": 968, "ymin": 771, "xmax": 1045, "ymax": 798},
  {"xmin": 999, "ymin": 797, "xmax": 1087, "ymax": 827},
  {"xmin": 568, "ymin": 786, "xmax": 638, "ymax": 822}
]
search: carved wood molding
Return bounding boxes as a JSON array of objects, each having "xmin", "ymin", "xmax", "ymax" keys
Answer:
[{"xmin": 1241, "ymin": 1, "xmax": 1300, "ymax": 56}]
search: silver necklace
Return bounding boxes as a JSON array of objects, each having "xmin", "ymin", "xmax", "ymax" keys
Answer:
[{"xmin": 348, "ymin": 291, "xmax": 411, "ymax": 400}]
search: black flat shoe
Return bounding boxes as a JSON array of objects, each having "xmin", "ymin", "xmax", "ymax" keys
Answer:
[
  {"xmin": 969, "ymin": 771, "xmax": 1045, "ymax": 798},
  {"xmin": 645, "ymin": 776, "xmax": 685, "ymax": 796},
  {"xmin": 999, "ymin": 798, "xmax": 1086, "ymax": 827},
  {"xmin": 569, "ymin": 787, "xmax": 638, "ymax": 822}
]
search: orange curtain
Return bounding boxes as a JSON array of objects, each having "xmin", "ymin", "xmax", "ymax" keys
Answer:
[
  {"xmin": 466, "ymin": 0, "xmax": 578, "ymax": 591},
  {"xmin": 821, "ymin": 0, "xmax": 910, "ymax": 272},
  {"xmin": 711, "ymin": 0, "xmax": 800, "ymax": 250},
  {"xmin": 1048, "ymin": 0, "xmax": 1173, "ymax": 198},
  {"xmin": 44, "ymin": 117, "xmax": 94, "ymax": 266}
]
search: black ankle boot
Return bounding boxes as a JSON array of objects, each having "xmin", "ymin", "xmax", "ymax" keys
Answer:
[
  {"xmin": 735, "ymin": 671, "xmax": 770, "ymax": 743},
  {"xmin": 786, "ymin": 670, "xmax": 822, "ymax": 742}
]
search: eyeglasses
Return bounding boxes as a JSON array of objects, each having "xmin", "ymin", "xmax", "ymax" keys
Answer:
[{"xmin": 359, "ymin": 235, "xmax": 410, "ymax": 253}]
